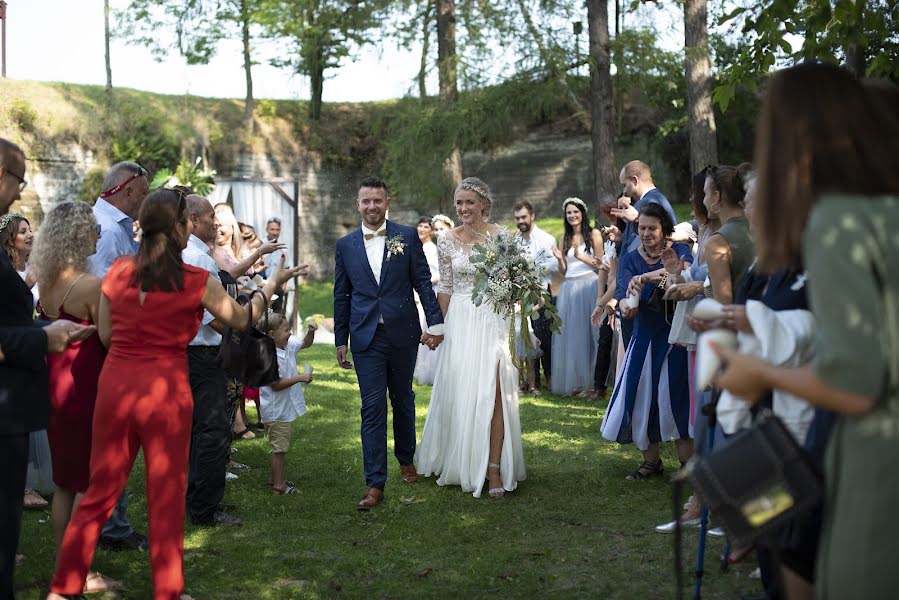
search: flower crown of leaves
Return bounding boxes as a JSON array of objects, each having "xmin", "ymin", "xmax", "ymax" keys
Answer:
[
  {"xmin": 562, "ymin": 197, "xmax": 588, "ymax": 213},
  {"xmin": 0, "ymin": 211, "xmax": 26, "ymax": 232},
  {"xmin": 457, "ymin": 181, "xmax": 493, "ymax": 206}
]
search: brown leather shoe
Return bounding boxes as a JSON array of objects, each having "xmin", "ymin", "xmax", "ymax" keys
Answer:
[
  {"xmin": 356, "ymin": 487, "xmax": 384, "ymax": 511},
  {"xmin": 400, "ymin": 463, "xmax": 419, "ymax": 483}
]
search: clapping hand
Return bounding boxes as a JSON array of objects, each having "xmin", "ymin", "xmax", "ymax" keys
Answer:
[
  {"xmin": 258, "ymin": 241, "xmax": 287, "ymax": 256},
  {"xmin": 661, "ymin": 247, "xmax": 685, "ymax": 275}
]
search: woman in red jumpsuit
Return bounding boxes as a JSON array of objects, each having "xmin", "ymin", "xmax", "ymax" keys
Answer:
[{"xmin": 47, "ymin": 189, "xmax": 305, "ymax": 600}]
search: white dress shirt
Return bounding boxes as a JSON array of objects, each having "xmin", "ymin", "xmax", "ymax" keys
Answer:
[
  {"xmin": 361, "ymin": 222, "xmax": 387, "ymax": 284},
  {"xmin": 260, "ymin": 335, "xmax": 307, "ymax": 422},
  {"xmin": 182, "ymin": 234, "xmax": 222, "ymax": 346},
  {"xmin": 516, "ymin": 224, "xmax": 558, "ymax": 287}
]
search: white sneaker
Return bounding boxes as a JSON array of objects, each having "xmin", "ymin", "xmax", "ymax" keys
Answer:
[
  {"xmin": 225, "ymin": 472, "xmax": 238, "ymax": 481},
  {"xmin": 749, "ymin": 567, "xmax": 761, "ymax": 580},
  {"xmin": 707, "ymin": 527, "xmax": 725, "ymax": 538}
]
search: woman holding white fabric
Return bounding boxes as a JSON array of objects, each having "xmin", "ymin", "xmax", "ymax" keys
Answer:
[
  {"xmin": 415, "ymin": 178, "xmax": 526, "ymax": 498},
  {"xmin": 413, "ymin": 216, "xmax": 440, "ymax": 384}
]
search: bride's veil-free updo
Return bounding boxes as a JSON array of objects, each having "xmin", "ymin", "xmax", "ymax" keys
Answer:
[{"xmin": 455, "ymin": 177, "xmax": 493, "ymax": 220}]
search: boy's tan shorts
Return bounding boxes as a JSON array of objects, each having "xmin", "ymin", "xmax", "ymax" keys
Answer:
[{"xmin": 264, "ymin": 422, "xmax": 292, "ymax": 453}]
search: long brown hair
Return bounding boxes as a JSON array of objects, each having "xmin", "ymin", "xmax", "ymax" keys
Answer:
[
  {"xmin": 0, "ymin": 214, "xmax": 29, "ymax": 269},
  {"xmin": 131, "ymin": 188, "xmax": 188, "ymax": 292},
  {"xmin": 753, "ymin": 63, "xmax": 899, "ymax": 271}
]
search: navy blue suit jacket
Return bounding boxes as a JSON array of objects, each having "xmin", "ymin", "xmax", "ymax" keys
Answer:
[
  {"xmin": 333, "ymin": 221, "xmax": 443, "ymax": 353},
  {"xmin": 0, "ymin": 246, "xmax": 50, "ymax": 436}
]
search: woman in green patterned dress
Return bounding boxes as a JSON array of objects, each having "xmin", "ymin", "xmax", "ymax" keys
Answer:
[{"xmin": 711, "ymin": 63, "xmax": 899, "ymax": 600}]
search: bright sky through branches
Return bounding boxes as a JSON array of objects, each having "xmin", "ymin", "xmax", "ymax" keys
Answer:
[{"xmin": 5, "ymin": 0, "xmax": 684, "ymax": 102}]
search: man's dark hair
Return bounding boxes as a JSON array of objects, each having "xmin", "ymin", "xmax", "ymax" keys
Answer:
[
  {"xmin": 512, "ymin": 201, "xmax": 534, "ymax": 214},
  {"xmin": 359, "ymin": 176, "xmax": 388, "ymax": 193}
]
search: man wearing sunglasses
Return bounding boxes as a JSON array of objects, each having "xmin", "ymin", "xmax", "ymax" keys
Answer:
[{"xmin": 87, "ymin": 161, "xmax": 151, "ymax": 552}]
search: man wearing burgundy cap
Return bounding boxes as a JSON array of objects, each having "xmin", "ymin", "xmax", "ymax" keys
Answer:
[{"xmin": 87, "ymin": 161, "xmax": 151, "ymax": 551}]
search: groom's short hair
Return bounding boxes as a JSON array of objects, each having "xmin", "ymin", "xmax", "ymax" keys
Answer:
[{"xmin": 359, "ymin": 176, "xmax": 388, "ymax": 194}]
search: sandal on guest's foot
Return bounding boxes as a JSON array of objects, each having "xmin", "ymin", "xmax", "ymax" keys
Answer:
[
  {"xmin": 83, "ymin": 571, "xmax": 122, "ymax": 594},
  {"xmin": 231, "ymin": 428, "xmax": 256, "ymax": 440},
  {"xmin": 23, "ymin": 488, "xmax": 48, "ymax": 509},
  {"xmin": 271, "ymin": 484, "xmax": 300, "ymax": 495},
  {"xmin": 625, "ymin": 459, "xmax": 664, "ymax": 480},
  {"xmin": 486, "ymin": 463, "xmax": 505, "ymax": 498}
]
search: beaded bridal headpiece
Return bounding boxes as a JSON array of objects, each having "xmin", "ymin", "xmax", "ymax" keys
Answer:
[{"xmin": 455, "ymin": 177, "xmax": 493, "ymax": 219}]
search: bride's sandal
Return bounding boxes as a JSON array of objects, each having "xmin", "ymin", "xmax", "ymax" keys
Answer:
[{"xmin": 487, "ymin": 463, "xmax": 505, "ymax": 498}]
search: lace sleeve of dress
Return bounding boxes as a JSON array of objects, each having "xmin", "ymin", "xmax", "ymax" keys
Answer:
[{"xmin": 435, "ymin": 234, "xmax": 454, "ymax": 295}]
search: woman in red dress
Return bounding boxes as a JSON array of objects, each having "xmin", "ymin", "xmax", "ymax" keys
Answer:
[
  {"xmin": 30, "ymin": 201, "xmax": 120, "ymax": 593},
  {"xmin": 47, "ymin": 189, "xmax": 305, "ymax": 600}
]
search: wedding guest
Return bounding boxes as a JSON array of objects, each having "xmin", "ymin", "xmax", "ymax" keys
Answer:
[
  {"xmin": 591, "ymin": 198, "xmax": 621, "ymax": 395},
  {"xmin": 29, "ymin": 201, "xmax": 121, "ymax": 593},
  {"xmin": 414, "ymin": 216, "xmax": 441, "ymax": 385},
  {"xmin": 713, "ymin": 63, "xmax": 899, "ymax": 600},
  {"xmin": 513, "ymin": 201, "xmax": 558, "ymax": 391},
  {"xmin": 47, "ymin": 188, "xmax": 307, "ymax": 600},
  {"xmin": 1, "ymin": 137, "xmax": 96, "ymax": 600},
  {"xmin": 260, "ymin": 313, "xmax": 316, "ymax": 495},
  {"xmin": 601, "ymin": 202, "xmax": 694, "ymax": 478},
  {"xmin": 0, "ymin": 212, "xmax": 35, "ymax": 289},
  {"xmin": 612, "ymin": 160, "xmax": 678, "ymax": 348},
  {"xmin": 431, "ymin": 214, "xmax": 454, "ymax": 233},
  {"xmin": 89, "ymin": 160, "xmax": 151, "ymax": 551},
  {"xmin": 551, "ymin": 197, "xmax": 603, "ymax": 397}
]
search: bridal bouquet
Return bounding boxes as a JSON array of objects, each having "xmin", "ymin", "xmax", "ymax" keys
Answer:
[{"xmin": 469, "ymin": 230, "xmax": 562, "ymax": 368}]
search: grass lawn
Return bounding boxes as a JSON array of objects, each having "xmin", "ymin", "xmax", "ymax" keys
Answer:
[{"xmin": 16, "ymin": 344, "xmax": 759, "ymax": 599}]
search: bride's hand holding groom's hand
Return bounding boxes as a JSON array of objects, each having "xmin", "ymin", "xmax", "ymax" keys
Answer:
[{"xmin": 420, "ymin": 332, "xmax": 444, "ymax": 351}]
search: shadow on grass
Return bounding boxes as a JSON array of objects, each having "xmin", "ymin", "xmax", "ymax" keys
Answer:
[{"xmin": 16, "ymin": 345, "xmax": 758, "ymax": 600}]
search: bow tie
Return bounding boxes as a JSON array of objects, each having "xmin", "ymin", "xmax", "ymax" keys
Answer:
[{"xmin": 364, "ymin": 229, "xmax": 386, "ymax": 240}]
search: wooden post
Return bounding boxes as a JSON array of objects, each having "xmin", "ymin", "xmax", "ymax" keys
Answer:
[{"xmin": 1, "ymin": 1, "xmax": 7, "ymax": 79}]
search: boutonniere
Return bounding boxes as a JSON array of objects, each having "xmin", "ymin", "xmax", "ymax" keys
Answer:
[{"xmin": 386, "ymin": 235, "xmax": 406, "ymax": 261}]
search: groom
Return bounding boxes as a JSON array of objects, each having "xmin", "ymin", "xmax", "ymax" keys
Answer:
[{"xmin": 334, "ymin": 176, "xmax": 444, "ymax": 511}]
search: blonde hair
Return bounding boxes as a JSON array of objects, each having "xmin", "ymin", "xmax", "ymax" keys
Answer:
[
  {"xmin": 267, "ymin": 311, "xmax": 288, "ymax": 333},
  {"xmin": 31, "ymin": 201, "xmax": 97, "ymax": 291},
  {"xmin": 215, "ymin": 207, "xmax": 243, "ymax": 257}
]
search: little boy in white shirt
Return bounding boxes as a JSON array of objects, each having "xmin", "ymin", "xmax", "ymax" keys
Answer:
[{"xmin": 260, "ymin": 313, "xmax": 316, "ymax": 495}]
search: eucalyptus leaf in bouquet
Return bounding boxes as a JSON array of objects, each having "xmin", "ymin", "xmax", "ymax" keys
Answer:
[{"xmin": 469, "ymin": 229, "xmax": 562, "ymax": 369}]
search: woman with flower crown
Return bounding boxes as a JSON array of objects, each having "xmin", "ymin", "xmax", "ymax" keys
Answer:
[{"xmin": 415, "ymin": 177, "xmax": 526, "ymax": 498}]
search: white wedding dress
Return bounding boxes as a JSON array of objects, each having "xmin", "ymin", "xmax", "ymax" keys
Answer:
[{"xmin": 415, "ymin": 231, "xmax": 527, "ymax": 497}]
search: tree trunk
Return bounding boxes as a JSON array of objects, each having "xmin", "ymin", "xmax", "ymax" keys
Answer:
[
  {"xmin": 309, "ymin": 52, "xmax": 324, "ymax": 121},
  {"xmin": 587, "ymin": 0, "xmax": 618, "ymax": 214},
  {"xmin": 241, "ymin": 0, "xmax": 255, "ymax": 130},
  {"xmin": 436, "ymin": 0, "xmax": 458, "ymax": 102},
  {"xmin": 684, "ymin": 0, "xmax": 718, "ymax": 172},
  {"xmin": 419, "ymin": 0, "xmax": 433, "ymax": 101},
  {"xmin": 104, "ymin": 0, "xmax": 113, "ymax": 99},
  {"xmin": 843, "ymin": 0, "xmax": 867, "ymax": 76},
  {"xmin": 437, "ymin": 0, "xmax": 461, "ymax": 195}
]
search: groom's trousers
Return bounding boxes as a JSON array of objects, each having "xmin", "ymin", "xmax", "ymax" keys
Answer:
[{"xmin": 353, "ymin": 325, "xmax": 419, "ymax": 490}]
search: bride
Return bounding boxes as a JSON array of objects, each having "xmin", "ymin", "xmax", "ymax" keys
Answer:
[{"xmin": 415, "ymin": 177, "xmax": 527, "ymax": 498}]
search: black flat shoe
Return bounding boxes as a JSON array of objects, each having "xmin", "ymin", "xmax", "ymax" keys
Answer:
[{"xmin": 625, "ymin": 459, "xmax": 664, "ymax": 480}]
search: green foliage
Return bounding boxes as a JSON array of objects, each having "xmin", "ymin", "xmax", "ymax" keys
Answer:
[
  {"xmin": 715, "ymin": 0, "xmax": 899, "ymax": 110},
  {"xmin": 150, "ymin": 157, "xmax": 217, "ymax": 195},
  {"xmin": 8, "ymin": 99, "xmax": 37, "ymax": 132},
  {"xmin": 79, "ymin": 167, "xmax": 107, "ymax": 205}
]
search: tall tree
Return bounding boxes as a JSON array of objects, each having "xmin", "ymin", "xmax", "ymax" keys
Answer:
[
  {"xmin": 437, "ymin": 0, "xmax": 462, "ymax": 187},
  {"xmin": 586, "ymin": 0, "xmax": 618, "ymax": 212},
  {"xmin": 260, "ymin": 0, "xmax": 387, "ymax": 121},
  {"xmin": 122, "ymin": 0, "xmax": 263, "ymax": 128},
  {"xmin": 684, "ymin": 0, "xmax": 718, "ymax": 172},
  {"xmin": 105, "ymin": 0, "xmax": 113, "ymax": 97}
]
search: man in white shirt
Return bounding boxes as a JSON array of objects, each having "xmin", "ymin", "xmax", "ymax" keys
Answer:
[
  {"xmin": 181, "ymin": 195, "xmax": 241, "ymax": 527},
  {"xmin": 262, "ymin": 216, "xmax": 294, "ymax": 317},
  {"xmin": 513, "ymin": 201, "xmax": 559, "ymax": 390}
]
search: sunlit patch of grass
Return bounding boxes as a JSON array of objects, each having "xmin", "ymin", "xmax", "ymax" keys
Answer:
[{"xmin": 16, "ymin": 345, "xmax": 755, "ymax": 599}]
